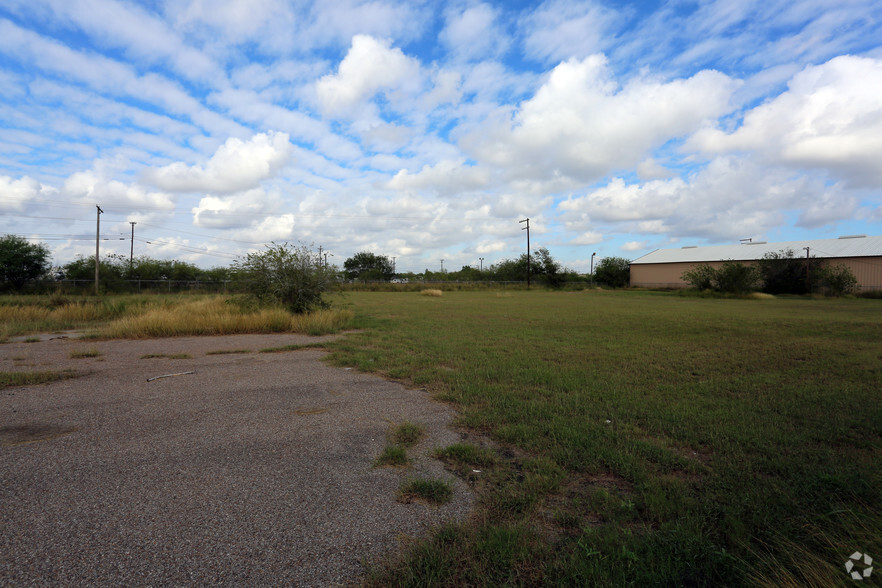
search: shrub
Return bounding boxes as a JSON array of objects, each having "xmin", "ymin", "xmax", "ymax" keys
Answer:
[
  {"xmin": 594, "ymin": 257, "xmax": 631, "ymax": 288},
  {"xmin": 682, "ymin": 261, "xmax": 758, "ymax": 294},
  {"xmin": 681, "ymin": 264, "xmax": 717, "ymax": 290},
  {"xmin": 232, "ymin": 242, "xmax": 336, "ymax": 314},
  {"xmin": 818, "ymin": 264, "xmax": 858, "ymax": 296},
  {"xmin": 714, "ymin": 261, "xmax": 759, "ymax": 294}
]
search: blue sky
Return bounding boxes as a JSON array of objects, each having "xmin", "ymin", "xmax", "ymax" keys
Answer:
[{"xmin": 1, "ymin": 0, "xmax": 881, "ymax": 273}]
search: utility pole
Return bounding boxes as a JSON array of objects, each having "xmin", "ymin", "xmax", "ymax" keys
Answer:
[
  {"xmin": 392, "ymin": 256, "xmax": 396, "ymax": 274},
  {"xmin": 519, "ymin": 218, "xmax": 530, "ymax": 287},
  {"xmin": 804, "ymin": 246, "xmax": 810, "ymax": 291},
  {"xmin": 95, "ymin": 205, "xmax": 103, "ymax": 295},
  {"xmin": 440, "ymin": 259, "xmax": 444, "ymax": 273},
  {"xmin": 591, "ymin": 252, "xmax": 596, "ymax": 284},
  {"xmin": 129, "ymin": 221, "xmax": 137, "ymax": 270},
  {"xmin": 479, "ymin": 257, "xmax": 484, "ymax": 272}
]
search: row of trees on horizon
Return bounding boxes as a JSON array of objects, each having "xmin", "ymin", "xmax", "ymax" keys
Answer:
[{"xmin": 0, "ymin": 235, "xmax": 632, "ymax": 293}]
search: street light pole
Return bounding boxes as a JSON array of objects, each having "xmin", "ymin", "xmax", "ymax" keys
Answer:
[{"xmin": 479, "ymin": 257, "xmax": 484, "ymax": 272}]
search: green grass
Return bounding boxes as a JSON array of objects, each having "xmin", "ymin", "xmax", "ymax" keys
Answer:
[
  {"xmin": 69, "ymin": 348, "xmax": 103, "ymax": 358},
  {"xmin": 206, "ymin": 349, "xmax": 252, "ymax": 355},
  {"xmin": 258, "ymin": 343, "xmax": 326, "ymax": 353},
  {"xmin": 375, "ymin": 445, "xmax": 410, "ymax": 467},
  {"xmin": 327, "ymin": 290, "xmax": 882, "ymax": 586},
  {"xmin": 140, "ymin": 353, "xmax": 192, "ymax": 359},
  {"xmin": 390, "ymin": 421, "xmax": 425, "ymax": 447},
  {"xmin": 0, "ymin": 370, "xmax": 80, "ymax": 388},
  {"xmin": 398, "ymin": 477, "xmax": 454, "ymax": 505}
]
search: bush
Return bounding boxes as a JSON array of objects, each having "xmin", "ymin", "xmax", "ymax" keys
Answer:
[
  {"xmin": 681, "ymin": 264, "xmax": 717, "ymax": 291},
  {"xmin": 714, "ymin": 261, "xmax": 759, "ymax": 294},
  {"xmin": 232, "ymin": 242, "xmax": 336, "ymax": 314},
  {"xmin": 681, "ymin": 261, "xmax": 758, "ymax": 294},
  {"xmin": 818, "ymin": 264, "xmax": 858, "ymax": 296},
  {"xmin": 594, "ymin": 257, "xmax": 631, "ymax": 288}
]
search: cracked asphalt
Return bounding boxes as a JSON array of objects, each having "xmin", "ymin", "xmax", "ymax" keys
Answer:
[{"xmin": 0, "ymin": 333, "xmax": 473, "ymax": 586}]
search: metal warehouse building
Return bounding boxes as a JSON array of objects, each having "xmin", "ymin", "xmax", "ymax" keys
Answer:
[{"xmin": 630, "ymin": 235, "xmax": 882, "ymax": 291}]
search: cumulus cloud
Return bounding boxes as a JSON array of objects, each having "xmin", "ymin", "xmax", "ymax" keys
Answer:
[
  {"xmin": 460, "ymin": 54, "xmax": 738, "ymax": 183},
  {"xmin": 63, "ymin": 169, "xmax": 175, "ymax": 209},
  {"xmin": 689, "ymin": 55, "xmax": 882, "ymax": 188},
  {"xmin": 315, "ymin": 35, "xmax": 421, "ymax": 117},
  {"xmin": 559, "ymin": 156, "xmax": 852, "ymax": 241},
  {"xmin": 0, "ymin": 176, "xmax": 42, "ymax": 211},
  {"xmin": 387, "ymin": 160, "xmax": 490, "ymax": 194},
  {"xmin": 145, "ymin": 131, "xmax": 292, "ymax": 194},
  {"xmin": 192, "ymin": 188, "xmax": 278, "ymax": 228}
]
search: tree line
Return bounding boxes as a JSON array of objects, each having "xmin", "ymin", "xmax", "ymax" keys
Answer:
[{"xmin": 1, "ymin": 234, "xmax": 634, "ymax": 299}]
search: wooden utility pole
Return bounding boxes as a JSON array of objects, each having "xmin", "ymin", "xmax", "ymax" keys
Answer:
[
  {"xmin": 129, "ymin": 221, "xmax": 137, "ymax": 270},
  {"xmin": 520, "ymin": 218, "xmax": 530, "ymax": 287},
  {"xmin": 95, "ymin": 205, "xmax": 103, "ymax": 295}
]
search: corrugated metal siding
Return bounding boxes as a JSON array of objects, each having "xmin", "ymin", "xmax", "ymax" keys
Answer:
[{"xmin": 631, "ymin": 235, "xmax": 882, "ymax": 265}]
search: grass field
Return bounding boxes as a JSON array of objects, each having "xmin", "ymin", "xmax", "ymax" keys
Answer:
[
  {"xmin": 2, "ymin": 288, "xmax": 878, "ymax": 584},
  {"xmin": 325, "ymin": 290, "xmax": 881, "ymax": 586}
]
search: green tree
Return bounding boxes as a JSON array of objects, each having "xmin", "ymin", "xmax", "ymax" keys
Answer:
[
  {"xmin": 594, "ymin": 257, "xmax": 630, "ymax": 288},
  {"xmin": 233, "ymin": 242, "xmax": 335, "ymax": 313},
  {"xmin": 0, "ymin": 235, "xmax": 51, "ymax": 291},
  {"xmin": 343, "ymin": 251, "xmax": 394, "ymax": 281},
  {"xmin": 756, "ymin": 249, "xmax": 823, "ymax": 295}
]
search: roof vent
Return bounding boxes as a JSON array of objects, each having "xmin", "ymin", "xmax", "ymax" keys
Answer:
[
  {"xmin": 681, "ymin": 245, "xmax": 698, "ymax": 249},
  {"xmin": 838, "ymin": 234, "xmax": 866, "ymax": 239}
]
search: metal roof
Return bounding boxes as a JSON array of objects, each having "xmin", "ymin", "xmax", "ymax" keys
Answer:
[{"xmin": 630, "ymin": 235, "xmax": 882, "ymax": 265}]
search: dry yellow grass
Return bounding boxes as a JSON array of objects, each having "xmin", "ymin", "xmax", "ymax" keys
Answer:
[
  {"xmin": 420, "ymin": 289, "xmax": 443, "ymax": 297},
  {"xmin": 95, "ymin": 298, "xmax": 353, "ymax": 338}
]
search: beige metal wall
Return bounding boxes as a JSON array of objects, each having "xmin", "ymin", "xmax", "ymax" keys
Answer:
[{"xmin": 630, "ymin": 257, "xmax": 882, "ymax": 290}]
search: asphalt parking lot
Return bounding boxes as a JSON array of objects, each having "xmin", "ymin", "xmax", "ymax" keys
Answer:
[{"xmin": 0, "ymin": 334, "xmax": 473, "ymax": 586}]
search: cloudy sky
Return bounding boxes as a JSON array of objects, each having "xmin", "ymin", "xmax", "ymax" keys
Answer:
[{"xmin": 1, "ymin": 0, "xmax": 881, "ymax": 273}]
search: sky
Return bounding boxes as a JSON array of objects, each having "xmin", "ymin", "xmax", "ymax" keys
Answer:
[{"xmin": 1, "ymin": 0, "xmax": 881, "ymax": 274}]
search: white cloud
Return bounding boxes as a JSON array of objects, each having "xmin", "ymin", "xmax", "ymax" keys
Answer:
[
  {"xmin": 145, "ymin": 131, "xmax": 292, "ymax": 194},
  {"xmin": 519, "ymin": 0, "xmax": 622, "ymax": 64},
  {"xmin": 559, "ymin": 156, "xmax": 851, "ymax": 241},
  {"xmin": 192, "ymin": 188, "xmax": 278, "ymax": 228},
  {"xmin": 636, "ymin": 158, "xmax": 676, "ymax": 180},
  {"xmin": 387, "ymin": 160, "xmax": 490, "ymax": 194},
  {"xmin": 689, "ymin": 55, "xmax": 882, "ymax": 187},
  {"xmin": 24, "ymin": 0, "xmax": 223, "ymax": 83},
  {"xmin": 621, "ymin": 241, "xmax": 647, "ymax": 252},
  {"xmin": 0, "ymin": 175, "xmax": 42, "ymax": 211},
  {"xmin": 62, "ymin": 169, "xmax": 175, "ymax": 210},
  {"xmin": 315, "ymin": 35, "xmax": 421, "ymax": 117},
  {"xmin": 460, "ymin": 54, "xmax": 738, "ymax": 183},
  {"xmin": 440, "ymin": 4, "xmax": 507, "ymax": 62}
]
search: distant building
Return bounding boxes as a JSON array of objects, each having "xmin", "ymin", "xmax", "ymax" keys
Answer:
[{"xmin": 629, "ymin": 235, "xmax": 882, "ymax": 291}]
